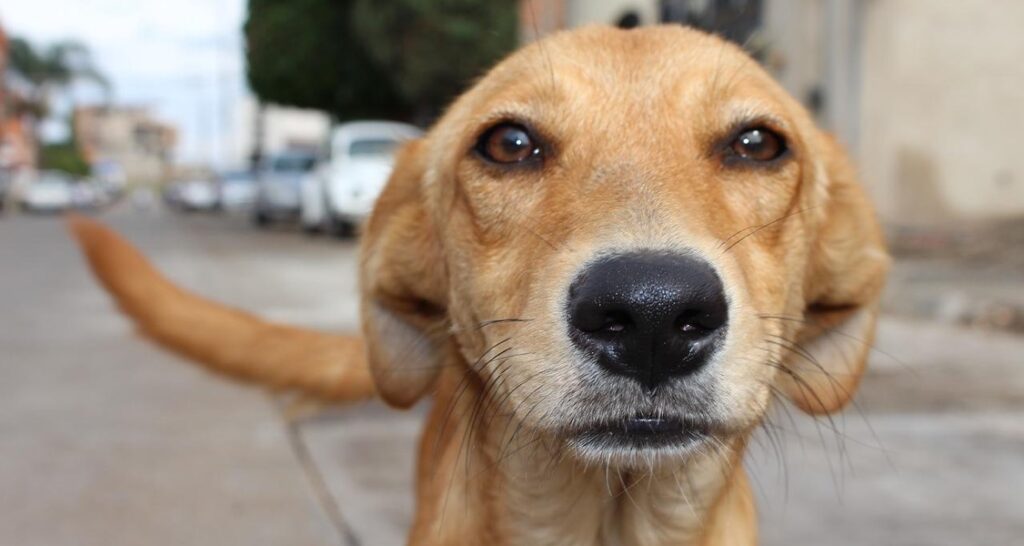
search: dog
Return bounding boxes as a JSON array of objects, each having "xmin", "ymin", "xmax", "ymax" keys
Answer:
[{"xmin": 70, "ymin": 25, "xmax": 889, "ymax": 546}]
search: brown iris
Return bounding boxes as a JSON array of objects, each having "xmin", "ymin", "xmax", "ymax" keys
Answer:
[
  {"xmin": 731, "ymin": 128, "xmax": 786, "ymax": 162},
  {"xmin": 477, "ymin": 123, "xmax": 540, "ymax": 165}
]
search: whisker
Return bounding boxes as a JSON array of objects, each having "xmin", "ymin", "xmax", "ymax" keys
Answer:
[
  {"xmin": 475, "ymin": 317, "xmax": 533, "ymax": 330},
  {"xmin": 718, "ymin": 205, "xmax": 822, "ymax": 254},
  {"xmin": 757, "ymin": 313, "xmax": 914, "ymax": 373},
  {"xmin": 430, "ymin": 338, "xmax": 513, "ymax": 463}
]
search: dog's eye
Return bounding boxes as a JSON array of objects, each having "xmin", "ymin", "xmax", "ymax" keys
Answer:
[
  {"xmin": 476, "ymin": 124, "xmax": 541, "ymax": 165},
  {"xmin": 730, "ymin": 128, "xmax": 786, "ymax": 162}
]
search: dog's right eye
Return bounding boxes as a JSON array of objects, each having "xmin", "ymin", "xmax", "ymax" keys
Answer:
[{"xmin": 475, "ymin": 124, "xmax": 541, "ymax": 165}]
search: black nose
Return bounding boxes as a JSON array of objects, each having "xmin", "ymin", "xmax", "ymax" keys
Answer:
[{"xmin": 567, "ymin": 251, "xmax": 728, "ymax": 390}]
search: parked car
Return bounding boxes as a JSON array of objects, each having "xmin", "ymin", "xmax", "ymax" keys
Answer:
[
  {"xmin": 253, "ymin": 151, "xmax": 318, "ymax": 226},
  {"xmin": 70, "ymin": 182, "xmax": 102, "ymax": 210},
  {"xmin": 20, "ymin": 171, "xmax": 74, "ymax": 213},
  {"xmin": 217, "ymin": 170, "xmax": 257, "ymax": 213},
  {"xmin": 179, "ymin": 180, "xmax": 220, "ymax": 211},
  {"xmin": 0, "ymin": 170, "xmax": 11, "ymax": 212},
  {"xmin": 164, "ymin": 178, "xmax": 219, "ymax": 212},
  {"xmin": 299, "ymin": 165, "xmax": 328, "ymax": 233},
  {"xmin": 300, "ymin": 121, "xmax": 422, "ymax": 236}
]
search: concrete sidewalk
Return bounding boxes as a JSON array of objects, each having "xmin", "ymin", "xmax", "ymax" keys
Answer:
[
  {"xmin": 0, "ymin": 212, "xmax": 344, "ymax": 546},
  {"xmin": 2, "ymin": 207, "xmax": 1022, "ymax": 545},
  {"xmin": 885, "ymin": 221, "xmax": 1024, "ymax": 332}
]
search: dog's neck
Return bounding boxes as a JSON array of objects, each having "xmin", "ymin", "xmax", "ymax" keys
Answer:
[
  {"xmin": 498, "ymin": 437, "xmax": 756, "ymax": 546},
  {"xmin": 407, "ymin": 365, "xmax": 756, "ymax": 546}
]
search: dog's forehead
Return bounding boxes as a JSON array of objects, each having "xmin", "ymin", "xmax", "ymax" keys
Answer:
[
  {"xmin": 515, "ymin": 25, "xmax": 749, "ymax": 81},
  {"xmin": 442, "ymin": 26, "xmax": 786, "ymax": 136}
]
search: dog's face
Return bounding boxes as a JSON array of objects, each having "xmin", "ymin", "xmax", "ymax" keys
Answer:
[{"xmin": 361, "ymin": 27, "xmax": 888, "ymax": 467}]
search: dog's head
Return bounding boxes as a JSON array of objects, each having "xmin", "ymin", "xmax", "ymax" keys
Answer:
[{"xmin": 360, "ymin": 26, "xmax": 888, "ymax": 466}]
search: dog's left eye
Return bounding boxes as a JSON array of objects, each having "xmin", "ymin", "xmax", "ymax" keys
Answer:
[
  {"xmin": 730, "ymin": 128, "xmax": 786, "ymax": 162},
  {"xmin": 476, "ymin": 123, "xmax": 541, "ymax": 165}
]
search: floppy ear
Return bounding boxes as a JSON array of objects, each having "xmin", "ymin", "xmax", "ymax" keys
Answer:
[
  {"xmin": 779, "ymin": 136, "xmax": 890, "ymax": 415},
  {"xmin": 359, "ymin": 140, "xmax": 449, "ymax": 408}
]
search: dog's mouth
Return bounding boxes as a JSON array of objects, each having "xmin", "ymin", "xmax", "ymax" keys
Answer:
[{"xmin": 567, "ymin": 414, "xmax": 712, "ymax": 454}]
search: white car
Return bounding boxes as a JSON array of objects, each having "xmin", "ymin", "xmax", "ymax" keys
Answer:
[
  {"xmin": 173, "ymin": 179, "xmax": 220, "ymax": 211},
  {"xmin": 301, "ymin": 121, "xmax": 422, "ymax": 236},
  {"xmin": 21, "ymin": 171, "xmax": 74, "ymax": 213}
]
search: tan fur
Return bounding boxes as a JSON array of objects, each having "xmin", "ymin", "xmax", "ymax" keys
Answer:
[
  {"xmin": 67, "ymin": 215, "xmax": 374, "ymax": 402},
  {"xmin": 70, "ymin": 26, "xmax": 889, "ymax": 545}
]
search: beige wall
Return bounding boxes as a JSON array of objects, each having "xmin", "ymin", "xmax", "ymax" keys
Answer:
[
  {"xmin": 566, "ymin": 0, "xmax": 658, "ymax": 28},
  {"xmin": 520, "ymin": 0, "xmax": 659, "ymax": 40},
  {"xmin": 860, "ymin": 0, "xmax": 1024, "ymax": 223},
  {"xmin": 762, "ymin": 0, "xmax": 824, "ymax": 113},
  {"xmin": 75, "ymin": 107, "xmax": 176, "ymax": 185},
  {"xmin": 227, "ymin": 98, "xmax": 329, "ymax": 168}
]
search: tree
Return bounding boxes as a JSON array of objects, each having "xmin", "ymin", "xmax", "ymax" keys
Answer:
[
  {"xmin": 352, "ymin": 0, "xmax": 517, "ymax": 122},
  {"xmin": 244, "ymin": 0, "xmax": 408, "ymax": 121},
  {"xmin": 40, "ymin": 141, "xmax": 90, "ymax": 177},
  {"xmin": 243, "ymin": 0, "xmax": 517, "ymax": 125},
  {"xmin": 7, "ymin": 37, "xmax": 110, "ymax": 174},
  {"xmin": 7, "ymin": 38, "xmax": 110, "ymax": 119}
]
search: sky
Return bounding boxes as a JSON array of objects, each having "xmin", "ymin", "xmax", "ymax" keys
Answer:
[{"xmin": 1, "ymin": 0, "xmax": 250, "ymax": 166}]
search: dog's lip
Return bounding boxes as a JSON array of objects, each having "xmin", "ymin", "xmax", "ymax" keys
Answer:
[
  {"xmin": 569, "ymin": 415, "xmax": 712, "ymax": 450},
  {"xmin": 618, "ymin": 416, "xmax": 688, "ymax": 435}
]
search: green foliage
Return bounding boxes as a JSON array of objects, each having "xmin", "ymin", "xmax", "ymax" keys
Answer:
[
  {"xmin": 8, "ymin": 37, "xmax": 66, "ymax": 90},
  {"xmin": 352, "ymin": 0, "xmax": 518, "ymax": 120},
  {"xmin": 40, "ymin": 142, "xmax": 91, "ymax": 177},
  {"xmin": 7, "ymin": 37, "xmax": 110, "ymax": 101},
  {"xmin": 7, "ymin": 36, "xmax": 110, "ymax": 166},
  {"xmin": 244, "ymin": 0, "xmax": 517, "ymax": 123},
  {"xmin": 244, "ymin": 0, "xmax": 407, "ymax": 120}
]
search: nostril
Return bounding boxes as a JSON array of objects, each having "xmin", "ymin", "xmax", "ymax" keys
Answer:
[
  {"xmin": 601, "ymin": 311, "xmax": 632, "ymax": 333},
  {"xmin": 678, "ymin": 320, "xmax": 701, "ymax": 334},
  {"xmin": 674, "ymin": 308, "xmax": 726, "ymax": 336},
  {"xmin": 573, "ymin": 308, "xmax": 633, "ymax": 335}
]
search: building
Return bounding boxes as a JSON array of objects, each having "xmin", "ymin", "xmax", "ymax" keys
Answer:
[
  {"xmin": 224, "ymin": 97, "xmax": 330, "ymax": 170},
  {"xmin": 857, "ymin": 1, "xmax": 1024, "ymax": 223},
  {"xmin": 0, "ymin": 19, "xmax": 37, "ymax": 175},
  {"xmin": 519, "ymin": 0, "xmax": 1024, "ymax": 225},
  {"xmin": 0, "ymin": 21, "xmax": 7, "ymax": 132},
  {"xmin": 73, "ymin": 106, "xmax": 177, "ymax": 186},
  {"xmin": 520, "ymin": 0, "xmax": 660, "ymax": 34}
]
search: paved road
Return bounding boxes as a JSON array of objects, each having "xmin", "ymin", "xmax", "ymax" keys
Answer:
[{"xmin": 1, "ymin": 205, "xmax": 1022, "ymax": 545}]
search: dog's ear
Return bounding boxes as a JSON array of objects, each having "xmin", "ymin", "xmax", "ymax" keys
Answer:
[
  {"xmin": 359, "ymin": 140, "xmax": 449, "ymax": 408},
  {"xmin": 779, "ymin": 136, "xmax": 890, "ymax": 415}
]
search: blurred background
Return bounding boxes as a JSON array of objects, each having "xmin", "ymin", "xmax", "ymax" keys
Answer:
[{"xmin": 0, "ymin": 1, "xmax": 1021, "ymax": 545}]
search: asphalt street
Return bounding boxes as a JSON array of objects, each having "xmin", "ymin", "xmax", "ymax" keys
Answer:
[{"xmin": 1, "ymin": 204, "xmax": 1021, "ymax": 545}]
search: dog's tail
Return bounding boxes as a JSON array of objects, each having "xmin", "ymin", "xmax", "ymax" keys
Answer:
[{"xmin": 67, "ymin": 215, "xmax": 375, "ymax": 402}]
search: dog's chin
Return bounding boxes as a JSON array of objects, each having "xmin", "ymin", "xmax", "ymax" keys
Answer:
[{"xmin": 561, "ymin": 415, "xmax": 722, "ymax": 468}]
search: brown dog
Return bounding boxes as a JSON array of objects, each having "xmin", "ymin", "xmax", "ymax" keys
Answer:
[{"xmin": 71, "ymin": 25, "xmax": 889, "ymax": 546}]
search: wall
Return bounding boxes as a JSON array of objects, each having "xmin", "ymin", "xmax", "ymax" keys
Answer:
[
  {"xmin": 566, "ymin": 0, "xmax": 659, "ymax": 28},
  {"xmin": 75, "ymin": 107, "xmax": 176, "ymax": 185},
  {"xmin": 761, "ymin": 0, "xmax": 824, "ymax": 114},
  {"xmin": 860, "ymin": 0, "xmax": 1024, "ymax": 223},
  {"xmin": 520, "ymin": 0, "xmax": 659, "ymax": 41},
  {"xmin": 226, "ymin": 97, "xmax": 329, "ymax": 169}
]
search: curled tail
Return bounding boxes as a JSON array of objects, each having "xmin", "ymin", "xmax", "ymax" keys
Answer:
[{"xmin": 67, "ymin": 215, "xmax": 375, "ymax": 402}]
